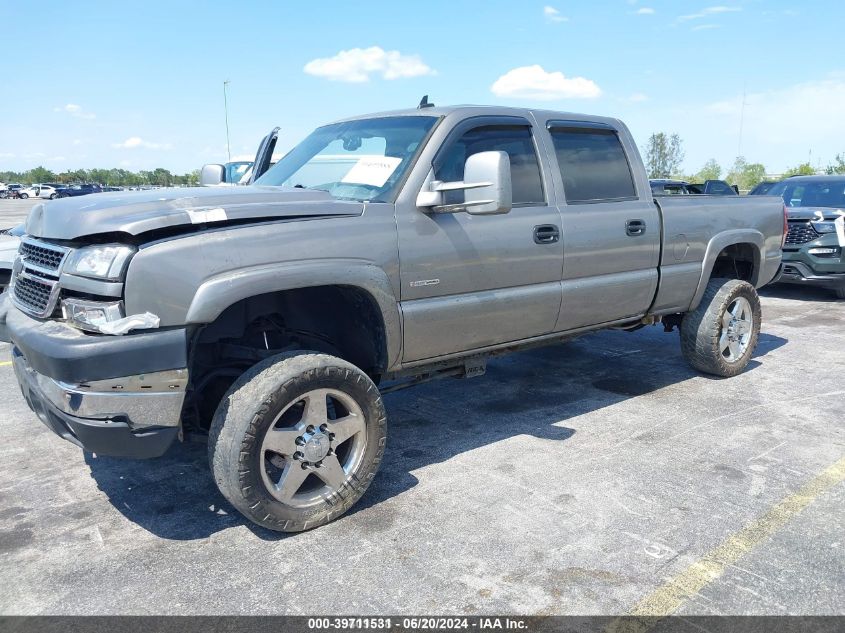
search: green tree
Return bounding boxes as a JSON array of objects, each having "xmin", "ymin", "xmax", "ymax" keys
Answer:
[
  {"xmin": 782, "ymin": 162, "xmax": 815, "ymax": 177},
  {"xmin": 726, "ymin": 157, "xmax": 767, "ymax": 192},
  {"xmin": 645, "ymin": 132, "xmax": 685, "ymax": 179},
  {"xmin": 27, "ymin": 166, "xmax": 57, "ymax": 184},
  {"xmin": 693, "ymin": 159, "xmax": 721, "ymax": 182},
  {"xmin": 825, "ymin": 153, "xmax": 845, "ymax": 175}
]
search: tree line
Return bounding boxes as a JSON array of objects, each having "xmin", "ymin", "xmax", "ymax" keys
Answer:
[
  {"xmin": 0, "ymin": 166, "xmax": 201, "ymax": 187},
  {"xmin": 645, "ymin": 132, "xmax": 845, "ymax": 191}
]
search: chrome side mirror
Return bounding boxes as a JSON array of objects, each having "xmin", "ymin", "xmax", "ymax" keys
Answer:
[
  {"xmin": 416, "ymin": 150, "xmax": 512, "ymax": 215},
  {"xmin": 200, "ymin": 164, "xmax": 225, "ymax": 186}
]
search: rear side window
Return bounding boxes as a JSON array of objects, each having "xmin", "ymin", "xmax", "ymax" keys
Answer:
[
  {"xmin": 435, "ymin": 125, "xmax": 545, "ymax": 206},
  {"xmin": 549, "ymin": 126, "xmax": 636, "ymax": 203}
]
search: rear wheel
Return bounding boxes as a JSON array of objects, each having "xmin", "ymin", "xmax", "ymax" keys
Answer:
[
  {"xmin": 19, "ymin": 193, "xmax": 28, "ymax": 199},
  {"xmin": 680, "ymin": 278, "xmax": 761, "ymax": 377},
  {"xmin": 49, "ymin": 193, "xmax": 57, "ymax": 199},
  {"xmin": 208, "ymin": 352, "xmax": 387, "ymax": 532}
]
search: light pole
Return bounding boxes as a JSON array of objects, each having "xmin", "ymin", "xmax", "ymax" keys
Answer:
[{"xmin": 223, "ymin": 80, "xmax": 232, "ymax": 163}]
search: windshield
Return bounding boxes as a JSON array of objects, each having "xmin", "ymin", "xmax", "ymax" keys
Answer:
[
  {"xmin": 769, "ymin": 179, "xmax": 845, "ymax": 208},
  {"xmin": 225, "ymin": 161, "xmax": 253, "ymax": 184},
  {"xmin": 255, "ymin": 116, "xmax": 439, "ymax": 202}
]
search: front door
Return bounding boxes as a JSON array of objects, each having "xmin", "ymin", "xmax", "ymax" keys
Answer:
[{"xmin": 397, "ymin": 117, "xmax": 564, "ymax": 363}]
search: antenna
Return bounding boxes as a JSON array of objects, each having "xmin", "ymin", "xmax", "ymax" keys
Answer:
[
  {"xmin": 223, "ymin": 80, "xmax": 232, "ymax": 163},
  {"xmin": 737, "ymin": 83, "xmax": 746, "ymax": 159},
  {"xmin": 417, "ymin": 95, "xmax": 434, "ymax": 109}
]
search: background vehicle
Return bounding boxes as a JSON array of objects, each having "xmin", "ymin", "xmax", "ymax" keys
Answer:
[
  {"xmin": 2, "ymin": 105, "xmax": 784, "ymax": 533},
  {"xmin": 770, "ymin": 175, "xmax": 845, "ymax": 299},
  {"xmin": 18, "ymin": 184, "xmax": 62, "ymax": 199},
  {"xmin": 0, "ymin": 184, "xmax": 24, "ymax": 199},
  {"xmin": 57, "ymin": 183, "xmax": 102, "ymax": 198},
  {"xmin": 650, "ymin": 179, "xmax": 738, "ymax": 196},
  {"xmin": 0, "ymin": 224, "xmax": 23, "ymax": 293},
  {"xmin": 748, "ymin": 181, "xmax": 777, "ymax": 195},
  {"xmin": 201, "ymin": 127, "xmax": 280, "ymax": 186}
]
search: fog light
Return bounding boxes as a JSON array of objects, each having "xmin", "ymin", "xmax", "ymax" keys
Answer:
[
  {"xmin": 807, "ymin": 247, "xmax": 840, "ymax": 257},
  {"xmin": 61, "ymin": 298, "xmax": 159, "ymax": 335}
]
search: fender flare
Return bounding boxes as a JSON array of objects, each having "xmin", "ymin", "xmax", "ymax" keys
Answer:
[
  {"xmin": 689, "ymin": 229, "xmax": 765, "ymax": 311},
  {"xmin": 185, "ymin": 259, "xmax": 402, "ymax": 369}
]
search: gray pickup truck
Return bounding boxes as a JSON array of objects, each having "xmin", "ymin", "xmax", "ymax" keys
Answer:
[{"xmin": 1, "ymin": 105, "xmax": 785, "ymax": 532}]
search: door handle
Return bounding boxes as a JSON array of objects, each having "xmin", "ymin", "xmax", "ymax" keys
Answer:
[
  {"xmin": 534, "ymin": 224, "xmax": 560, "ymax": 244},
  {"xmin": 626, "ymin": 219, "xmax": 646, "ymax": 236}
]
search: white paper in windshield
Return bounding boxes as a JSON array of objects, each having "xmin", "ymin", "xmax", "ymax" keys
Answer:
[{"xmin": 341, "ymin": 156, "xmax": 402, "ymax": 187}]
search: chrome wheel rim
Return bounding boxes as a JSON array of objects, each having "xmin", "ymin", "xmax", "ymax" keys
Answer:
[
  {"xmin": 720, "ymin": 296, "xmax": 753, "ymax": 363},
  {"xmin": 260, "ymin": 388, "xmax": 367, "ymax": 508}
]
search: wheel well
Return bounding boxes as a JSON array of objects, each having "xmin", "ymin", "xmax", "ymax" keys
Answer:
[
  {"xmin": 710, "ymin": 243, "xmax": 758, "ymax": 283},
  {"xmin": 183, "ymin": 285, "xmax": 387, "ymax": 432}
]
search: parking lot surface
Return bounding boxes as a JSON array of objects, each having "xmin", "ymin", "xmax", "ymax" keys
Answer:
[
  {"xmin": 0, "ymin": 278, "xmax": 842, "ymax": 615},
  {"xmin": 0, "ymin": 199, "xmax": 36, "ymax": 229}
]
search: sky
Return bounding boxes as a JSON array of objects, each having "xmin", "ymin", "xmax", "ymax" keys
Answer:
[{"xmin": 0, "ymin": 0, "xmax": 842, "ymax": 177}]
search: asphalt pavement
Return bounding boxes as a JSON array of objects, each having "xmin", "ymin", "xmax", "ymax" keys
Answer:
[{"xmin": 0, "ymin": 276, "xmax": 842, "ymax": 615}]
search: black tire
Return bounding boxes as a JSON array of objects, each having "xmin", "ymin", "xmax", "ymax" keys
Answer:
[
  {"xmin": 208, "ymin": 352, "xmax": 387, "ymax": 532},
  {"xmin": 680, "ymin": 278, "xmax": 761, "ymax": 377},
  {"xmin": 19, "ymin": 193, "xmax": 28, "ymax": 199},
  {"xmin": 835, "ymin": 287, "xmax": 845, "ymax": 300},
  {"xmin": 49, "ymin": 193, "xmax": 57, "ymax": 199}
]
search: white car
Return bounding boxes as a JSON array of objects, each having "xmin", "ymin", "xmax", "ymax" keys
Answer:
[
  {"xmin": 18, "ymin": 185, "xmax": 61, "ymax": 200},
  {"xmin": 0, "ymin": 225, "xmax": 22, "ymax": 293}
]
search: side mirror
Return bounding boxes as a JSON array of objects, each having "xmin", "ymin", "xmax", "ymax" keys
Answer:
[
  {"xmin": 416, "ymin": 150, "xmax": 512, "ymax": 215},
  {"xmin": 200, "ymin": 164, "xmax": 225, "ymax": 186}
]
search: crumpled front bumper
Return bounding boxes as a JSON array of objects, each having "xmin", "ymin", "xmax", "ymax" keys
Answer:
[{"xmin": 11, "ymin": 347, "xmax": 185, "ymax": 458}]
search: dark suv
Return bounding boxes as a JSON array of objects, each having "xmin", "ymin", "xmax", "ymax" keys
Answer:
[
  {"xmin": 771, "ymin": 175, "xmax": 845, "ymax": 299},
  {"xmin": 58, "ymin": 183, "xmax": 102, "ymax": 198}
]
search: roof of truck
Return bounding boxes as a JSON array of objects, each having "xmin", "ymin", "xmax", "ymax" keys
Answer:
[{"xmin": 328, "ymin": 104, "xmax": 624, "ymax": 128}]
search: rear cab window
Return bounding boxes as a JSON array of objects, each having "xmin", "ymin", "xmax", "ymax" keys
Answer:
[{"xmin": 547, "ymin": 122, "xmax": 637, "ymax": 204}]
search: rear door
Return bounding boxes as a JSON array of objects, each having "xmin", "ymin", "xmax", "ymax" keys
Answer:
[
  {"xmin": 397, "ymin": 116, "xmax": 564, "ymax": 362},
  {"xmin": 544, "ymin": 120, "xmax": 660, "ymax": 331}
]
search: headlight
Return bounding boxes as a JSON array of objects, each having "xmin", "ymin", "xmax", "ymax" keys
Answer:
[
  {"xmin": 811, "ymin": 221, "xmax": 837, "ymax": 234},
  {"xmin": 64, "ymin": 245, "xmax": 136, "ymax": 280},
  {"xmin": 62, "ymin": 298, "xmax": 160, "ymax": 335}
]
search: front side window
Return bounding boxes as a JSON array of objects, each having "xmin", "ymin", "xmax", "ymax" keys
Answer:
[
  {"xmin": 256, "ymin": 116, "xmax": 438, "ymax": 203},
  {"xmin": 550, "ymin": 126, "xmax": 636, "ymax": 203},
  {"xmin": 434, "ymin": 125, "xmax": 545, "ymax": 206}
]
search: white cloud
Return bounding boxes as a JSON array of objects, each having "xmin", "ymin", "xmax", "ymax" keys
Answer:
[
  {"xmin": 692, "ymin": 23, "xmax": 721, "ymax": 30},
  {"xmin": 53, "ymin": 103, "xmax": 96, "ymax": 120},
  {"xmin": 0, "ymin": 152, "xmax": 14, "ymax": 158},
  {"xmin": 628, "ymin": 93, "xmax": 649, "ymax": 102},
  {"xmin": 543, "ymin": 6, "xmax": 568, "ymax": 22},
  {"xmin": 679, "ymin": 6, "xmax": 741, "ymax": 21},
  {"xmin": 303, "ymin": 46, "xmax": 435, "ymax": 83},
  {"xmin": 635, "ymin": 7, "xmax": 655, "ymax": 14},
  {"xmin": 112, "ymin": 137, "xmax": 172, "ymax": 150},
  {"xmin": 491, "ymin": 65, "xmax": 602, "ymax": 100}
]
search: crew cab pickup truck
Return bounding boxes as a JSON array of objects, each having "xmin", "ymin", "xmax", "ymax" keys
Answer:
[{"xmin": 1, "ymin": 105, "xmax": 785, "ymax": 532}]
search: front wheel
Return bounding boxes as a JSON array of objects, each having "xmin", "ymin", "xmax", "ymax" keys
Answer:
[
  {"xmin": 208, "ymin": 352, "xmax": 387, "ymax": 532},
  {"xmin": 680, "ymin": 278, "xmax": 761, "ymax": 377}
]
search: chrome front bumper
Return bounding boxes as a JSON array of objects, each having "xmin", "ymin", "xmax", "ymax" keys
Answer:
[
  {"xmin": 13, "ymin": 349, "xmax": 187, "ymax": 429},
  {"xmin": 12, "ymin": 347, "xmax": 186, "ymax": 458}
]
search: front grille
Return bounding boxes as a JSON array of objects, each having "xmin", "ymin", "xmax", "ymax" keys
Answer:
[
  {"xmin": 19, "ymin": 241, "xmax": 66, "ymax": 271},
  {"xmin": 13, "ymin": 273, "xmax": 56, "ymax": 316},
  {"xmin": 785, "ymin": 222, "xmax": 819, "ymax": 245}
]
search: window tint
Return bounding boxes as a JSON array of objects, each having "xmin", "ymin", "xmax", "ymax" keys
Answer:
[
  {"xmin": 435, "ymin": 125, "xmax": 545, "ymax": 205},
  {"xmin": 549, "ymin": 127, "xmax": 636, "ymax": 203}
]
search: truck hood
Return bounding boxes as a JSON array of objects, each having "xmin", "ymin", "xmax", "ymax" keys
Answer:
[
  {"xmin": 24, "ymin": 186, "xmax": 364, "ymax": 241},
  {"xmin": 786, "ymin": 206, "xmax": 845, "ymax": 221}
]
